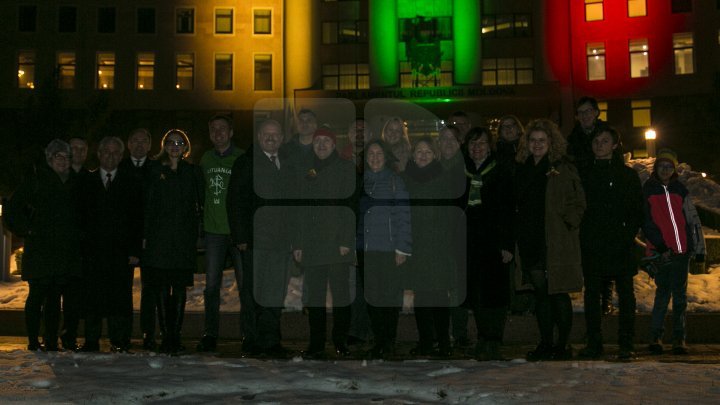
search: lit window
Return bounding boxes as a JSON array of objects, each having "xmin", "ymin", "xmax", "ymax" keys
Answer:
[
  {"xmin": 482, "ymin": 58, "xmax": 533, "ymax": 85},
  {"xmin": 586, "ymin": 42, "xmax": 606, "ymax": 81},
  {"xmin": 673, "ymin": 33, "xmax": 694, "ymax": 75},
  {"xmin": 254, "ymin": 9, "xmax": 271, "ymax": 35},
  {"xmin": 628, "ymin": 0, "xmax": 646, "ymax": 17},
  {"xmin": 176, "ymin": 8, "xmax": 194, "ymax": 34},
  {"xmin": 597, "ymin": 101, "xmax": 608, "ymax": 122},
  {"xmin": 215, "ymin": 9, "xmax": 233, "ymax": 34},
  {"xmin": 215, "ymin": 53, "xmax": 233, "ymax": 90},
  {"xmin": 175, "ymin": 53, "xmax": 194, "ymax": 90},
  {"xmin": 58, "ymin": 6, "xmax": 77, "ymax": 33},
  {"xmin": 98, "ymin": 7, "xmax": 116, "ymax": 33},
  {"xmin": 96, "ymin": 52, "xmax": 115, "ymax": 89},
  {"xmin": 18, "ymin": 5, "xmax": 37, "ymax": 32},
  {"xmin": 18, "ymin": 51, "xmax": 35, "ymax": 89},
  {"xmin": 57, "ymin": 52, "xmax": 76, "ymax": 89},
  {"xmin": 254, "ymin": 54, "xmax": 272, "ymax": 91},
  {"xmin": 631, "ymin": 100, "xmax": 651, "ymax": 127},
  {"xmin": 585, "ymin": 0, "xmax": 603, "ymax": 22},
  {"xmin": 136, "ymin": 53, "xmax": 155, "ymax": 90},
  {"xmin": 482, "ymin": 14, "xmax": 532, "ymax": 38},
  {"xmin": 322, "ymin": 64, "xmax": 370, "ymax": 90},
  {"xmin": 137, "ymin": 8, "xmax": 156, "ymax": 34},
  {"xmin": 629, "ymin": 39, "xmax": 649, "ymax": 78},
  {"xmin": 671, "ymin": 0, "xmax": 692, "ymax": 13}
]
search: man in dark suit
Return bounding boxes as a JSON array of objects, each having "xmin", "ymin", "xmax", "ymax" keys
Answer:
[
  {"xmin": 80, "ymin": 136, "xmax": 143, "ymax": 352},
  {"xmin": 227, "ymin": 119, "xmax": 296, "ymax": 357},
  {"xmin": 119, "ymin": 128, "xmax": 162, "ymax": 350}
]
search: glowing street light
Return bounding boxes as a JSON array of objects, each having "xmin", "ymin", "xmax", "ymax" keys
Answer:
[{"xmin": 645, "ymin": 128, "xmax": 657, "ymax": 157}]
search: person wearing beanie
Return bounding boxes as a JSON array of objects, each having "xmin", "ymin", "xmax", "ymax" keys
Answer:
[
  {"xmin": 578, "ymin": 127, "xmax": 643, "ymax": 360},
  {"xmin": 293, "ymin": 127, "xmax": 357, "ymax": 359},
  {"xmin": 642, "ymin": 148, "xmax": 706, "ymax": 355}
]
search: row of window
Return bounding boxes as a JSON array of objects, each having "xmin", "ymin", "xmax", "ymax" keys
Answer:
[
  {"xmin": 586, "ymin": 33, "xmax": 695, "ymax": 81},
  {"xmin": 584, "ymin": 0, "xmax": 697, "ymax": 21},
  {"xmin": 593, "ymin": 99, "xmax": 653, "ymax": 128},
  {"xmin": 319, "ymin": 57, "xmax": 534, "ymax": 90},
  {"xmin": 17, "ymin": 51, "xmax": 273, "ymax": 92},
  {"xmin": 17, "ymin": 5, "xmax": 272, "ymax": 35}
]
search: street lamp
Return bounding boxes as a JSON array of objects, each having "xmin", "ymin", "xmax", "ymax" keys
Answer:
[{"xmin": 645, "ymin": 129, "xmax": 656, "ymax": 158}]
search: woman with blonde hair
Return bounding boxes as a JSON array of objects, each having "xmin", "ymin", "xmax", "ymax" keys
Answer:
[
  {"xmin": 143, "ymin": 129, "xmax": 203, "ymax": 354},
  {"xmin": 514, "ymin": 118, "xmax": 585, "ymax": 361},
  {"xmin": 380, "ymin": 117, "xmax": 411, "ymax": 172}
]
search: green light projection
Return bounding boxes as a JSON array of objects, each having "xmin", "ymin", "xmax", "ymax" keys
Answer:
[
  {"xmin": 370, "ymin": 1, "xmax": 398, "ymax": 87},
  {"xmin": 453, "ymin": 0, "xmax": 481, "ymax": 84},
  {"xmin": 371, "ymin": 0, "xmax": 480, "ymax": 88}
]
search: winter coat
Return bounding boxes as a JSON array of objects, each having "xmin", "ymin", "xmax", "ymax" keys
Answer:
[
  {"xmin": 402, "ymin": 160, "xmax": 456, "ymax": 294},
  {"xmin": 79, "ymin": 167, "xmax": 143, "ymax": 316},
  {"xmin": 642, "ymin": 174, "xmax": 706, "ymax": 260},
  {"xmin": 4, "ymin": 164, "xmax": 82, "ymax": 281},
  {"xmin": 143, "ymin": 160, "xmax": 204, "ymax": 275},
  {"xmin": 516, "ymin": 157, "xmax": 586, "ymax": 294},
  {"xmin": 227, "ymin": 144, "xmax": 297, "ymax": 251},
  {"xmin": 294, "ymin": 152, "xmax": 356, "ymax": 266},
  {"xmin": 567, "ymin": 119, "xmax": 606, "ymax": 174},
  {"xmin": 580, "ymin": 157, "xmax": 643, "ymax": 276},
  {"xmin": 464, "ymin": 154, "xmax": 514, "ymax": 308},
  {"xmin": 358, "ymin": 167, "xmax": 412, "ymax": 254}
]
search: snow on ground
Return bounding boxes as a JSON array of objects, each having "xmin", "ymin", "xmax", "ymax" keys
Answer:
[
  {"xmin": 1, "ymin": 347, "xmax": 720, "ymax": 403},
  {"xmin": 2, "ymin": 264, "xmax": 720, "ymax": 314}
]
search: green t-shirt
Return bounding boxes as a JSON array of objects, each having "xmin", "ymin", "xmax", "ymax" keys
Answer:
[{"xmin": 200, "ymin": 145, "xmax": 244, "ymax": 234}]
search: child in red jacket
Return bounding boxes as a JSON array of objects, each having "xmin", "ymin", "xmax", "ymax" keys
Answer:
[{"xmin": 642, "ymin": 149, "xmax": 705, "ymax": 355}]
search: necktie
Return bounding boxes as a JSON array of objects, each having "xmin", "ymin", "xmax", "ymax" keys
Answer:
[
  {"xmin": 135, "ymin": 159, "xmax": 141, "ymax": 167},
  {"xmin": 105, "ymin": 173, "xmax": 112, "ymax": 190},
  {"xmin": 270, "ymin": 155, "xmax": 279, "ymax": 169}
]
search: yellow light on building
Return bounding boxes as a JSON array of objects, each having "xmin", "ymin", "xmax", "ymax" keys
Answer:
[{"xmin": 645, "ymin": 129, "xmax": 656, "ymax": 140}]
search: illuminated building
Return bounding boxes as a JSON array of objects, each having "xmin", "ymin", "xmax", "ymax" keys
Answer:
[{"xmin": 2, "ymin": 1, "xmax": 719, "ymax": 156}]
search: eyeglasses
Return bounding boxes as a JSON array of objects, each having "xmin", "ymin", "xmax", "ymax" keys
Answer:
[
  {"xmin": 500, "ymin": 123, "xmax": 517, "ymax": 129},
  {"xmin": 165, "ymin": 139, "xmax": 186, "ymax": 146},
  {"xmin": 52, "ymin": 153, "xmax": 71, "ymax": 161},
  {"xmin": 577, "ymin": 108, "xmax": 597, "ymax": 116}
]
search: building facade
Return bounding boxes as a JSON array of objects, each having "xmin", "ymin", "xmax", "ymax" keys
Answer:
[{"xmin": 2, "ymin": 0, "xmax": 719, "ymax": 166}]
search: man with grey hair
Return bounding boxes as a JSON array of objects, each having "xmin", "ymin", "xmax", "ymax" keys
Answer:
[{"xmin": 79, "ymin": 136, "xmax": 143, "ymax": 352}]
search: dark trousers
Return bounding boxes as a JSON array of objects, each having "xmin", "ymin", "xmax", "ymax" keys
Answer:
[
  {"xmin": 160, "ymin": 282, "xmax": 187, "ymax": 343},
  {"xmin": 414, "ymin": 306, "xmax": 450, "ymax": 349},
  {"xmin": 528, "ymin": 268, "xmax": 573, "ymax": 347},
  {"xmin": 242, "ymin": 249, "xmax": 288, "ymax": 350},
  {"xmin": 140, "ymin": 266, "xmax": 163, "ymax": 340},
  {"xmin": 305, "ymin": 263, "xmax": 351, "ymax": 349},
  {"xmin": 472, "ymin": 306, "xmax": 507, "ymax": 343},
  {"xmin": 59, "ymin": 279, "xmax": 82, "ymax": 346},
  {"xmin": 26, "ymin": 279, "xmax": 61, "ymax": 345},
  {"xmin": 367, "ymin": 305, "xmax": 400, "ymax": 348},
  {"xmin": 584, "ymin": 272, "xmax": 635, "ymax": 347},
  {"xmin": 651, "ymin": 254, "xmax": 690, "ymax": 342},
  {"xmin": 349, "ymin": 251, "xmax": 372, "ymax": 340}
]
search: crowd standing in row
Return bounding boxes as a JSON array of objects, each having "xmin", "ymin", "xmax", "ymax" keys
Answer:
[{"xmin": 4, "ymin": 98, "xmax": 706, "ymax": 361}]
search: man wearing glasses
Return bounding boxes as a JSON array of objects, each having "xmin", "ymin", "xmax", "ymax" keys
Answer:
[{"xmin": 567, "ymin": 96, "xmax": 605, "ymax": 174}]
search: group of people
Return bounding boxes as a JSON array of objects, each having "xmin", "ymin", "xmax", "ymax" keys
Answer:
[{"xmin": 3, "ymin": 100, "xmax": 706, "ymax": 361}]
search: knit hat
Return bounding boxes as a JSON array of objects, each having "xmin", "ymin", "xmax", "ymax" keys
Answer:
[
  {"xmin": 313, "ymin": 127, "xmax": 336, "ymax": 145},
  {"xmin": 655, "ymin": 148, "xmax": 678, "ymax": 169}
]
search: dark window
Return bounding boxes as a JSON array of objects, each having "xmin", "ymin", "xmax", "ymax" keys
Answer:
[
  {"xmin": 18, "ymin": 5, "xmax": 37, "ymax": 32},
  {"xmin": 98, "ymin": 7, "xmax": 116, "ymax": 33},
  {"xmin": 254, "ymin": 9, "xmax": 271, "ymax": 35},
  {"xmin": 215, "ymin": 9, "xmax": 233, "ymax": 34},
  {"xmin": 137, "ymin": 8, "xmax": 156, "ymax": 34},
  {"xmin": 58, "ymin": 6, "xmax": 77, "ymax": 33},
  {"xmin": 399, "ymin": 16, "xmax": 453, "ymax": 42},
  {"xmin": 176, "ymin": 8, "xmax": 194, "ymax": 34},
  {"xmin": 215, "ymin": 53, "xmax": 233, "ymax": 90},
  {"xmin": 254, "ymin": 54, "xmax": 272, "ymax": 90},
  {"xmin": 671, "ymin": 0, "xmax": 692, "ymax": 13}
]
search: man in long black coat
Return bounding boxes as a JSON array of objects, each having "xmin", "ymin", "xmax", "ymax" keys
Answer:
[
  {"xmin": 227, "ymin": 119, "xmax": 297, "ymax": 357},
  {"xmin": 118, "ymin": 128, "xmax": 162, "ymax": 350},
  {"xmin": 579, "ymin": 127, "xmax": 643, "ymax": 359},
  {"xmin": 80, "ymin": 136, "xmax": 143, "ymax": 352}
]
